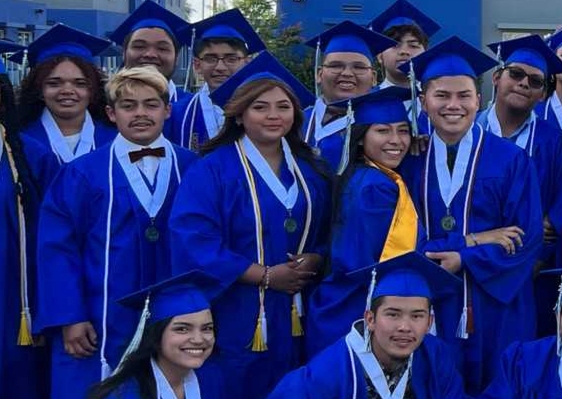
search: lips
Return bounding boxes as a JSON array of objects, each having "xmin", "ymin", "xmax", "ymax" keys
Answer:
[
  {"xmin": 336, "ymin": 80, "xmax": 356, "ymax": 90},
  {"xmin": 57, "ymin": 98, "xmax": 78, "ymax": 105},
  {"xmin": 130, "ymin": 120, "xmax": 154, "ymax": 128},
  {"xmin": 181, "ymin": 348, "xmax": 208, "ymax": 356}
]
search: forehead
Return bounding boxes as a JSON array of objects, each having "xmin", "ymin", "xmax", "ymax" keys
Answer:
[
  {"xmin": 378, "ymin": 295, "xmax": 429, "ymax": 310},
  {"xmin": 324, "ymin": 51, "xmax": 371, "ymax": 64},
  {"xmin": 426, "ymin": 75, "xmax": 477, "ymax": 92},
  {"xmin": 199, "ymin": 42, "xmax": 245, "ymax": 55},
  {"xmin": 252, "ymin": 85, "xmax": 292, "ymax": 102},
  {"xmin": 129, "ymin": 27, "xmax": 174, "ymax": 45},
  {"xmin": 47, "ymin": 60, "xmax": 85, "ymax": 77},
  {"xmin": 119, "ymin": 83, "xmax": 162, "ymax": 100},
  {"xmin": 505, "ymin": 62, "xmax": 544, "ymax": 76},
  {"xmin": 396, "ymin": 32, "xmax": 422, "ymax": 43},
  {"xmin": 169, "ymin": 309, "xmax": 213, "ymax": 325}
]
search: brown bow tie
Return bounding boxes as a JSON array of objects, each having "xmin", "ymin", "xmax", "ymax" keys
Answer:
[{"xmin": 128, "ymin": 147, "xmax": 166, "ymax": 163}]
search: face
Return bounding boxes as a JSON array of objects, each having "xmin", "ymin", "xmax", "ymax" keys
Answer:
[
  {"xmin": 124, "ymin": 28, "xmax": 177, "ymax": 79},
  {"xmin": 556, "ymin": 47, "xmax": 562, "ymax": 84},
  {"xmin": 241, "ymin": 86, "xmax": 295, "ymax": 146},
  {"xmin": 421, "ymin": 76, "xmax": 480, "ymax": 142},
  {"xmin": 317, "ymin": 52, "xmax": 375, "ymax": 102},
  {"xmin": 493, "ymin": 62, "xmax": 545, "ymax": 112},
  {"xmin": 42, "ymin": 60, "xmax": 91, "ymax": 121},
  {"xmin": 363, "ymin": 121, "xmax": 411, "ymax": 169},
  {"xmin": 157, "ymin": 310, "xmax": 215, "ymax": 373},
  {"xmin": 194, "ymin": 43, "xmax": 248, "ymax": 91},
  {"xmin": 106, "ymin": 84, "xmax": 171, "ymax": 146},
  {"xmin": 366, "ymin": 296, "xmax": 431, "ymax": 366},
  {"xmin": 378, "ymin": 33, "xmax": 425, "ymax": 84}
]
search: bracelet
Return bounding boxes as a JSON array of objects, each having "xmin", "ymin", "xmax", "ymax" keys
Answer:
[
  {"xmin": 260, "ymin": 266, "xmax": 271, "ymax": 290},
  {"xmin": 470, "ymin": 233, "xmax": 479, "ymax": 246}
]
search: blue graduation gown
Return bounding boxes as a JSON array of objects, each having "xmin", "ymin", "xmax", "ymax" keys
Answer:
[
  {"xmin": 35, "ymin": 142, "xmax": 197, "ymax": 399},
  {"xmin": 20, "ymin": 118, "xmax": 117, "ymax": 166},
  {"xmin": 535, "ymin": 96, "xmax": 562, "ymax": 132},
  {"xmin": 478, "ymin": 337, "xmax": 562, "ymax": 399},
  {"xmin": 169, "ymin": 143, "xmax": 331, "ymax": 399},
  {"xmin": 303, "ymin": 106, "xmax": 346, "ymax": 173},
  {"xmin": 0, "ymin": 135, "xmax": 58, "ymax": 399},
  {"xmin": 305, "ymin": 165, "xmax": 466, "ymax": 358},
  {"xmin": 268, "ymin": 332, "xmax": 466, "ymax": 399},
  {"xmin": 105, "ymin": 360, "xmax": 226, "ymax": 399},
  {"xmin": 401, "ymin": 125, "xmax": 543, "ymax": 395}
]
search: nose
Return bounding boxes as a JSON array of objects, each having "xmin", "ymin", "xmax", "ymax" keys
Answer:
[
  {"xmin": 396, "ymin": 43, "xmax": 410, "ymax": 56},
  {"xmin": 142, "ymin": 45, "xmax": 158, "ymax": 59},
  {"xmin": 397, "ymin": 320, "xmax": 412, "ymax": 332},
  {"xmin": 340, "ymin": 64, "xmax": 354, "ymax": 76},
  {"xmin": 445, "ymin": 96, "xmax": 462, "ymax": 110},
  {"xmin": 189, "ymin": 330, "xmax": 206, "ymax": 344},
  {"xmin": 60, "ymin": 81, "xmax": 76, "ymax": 93}
]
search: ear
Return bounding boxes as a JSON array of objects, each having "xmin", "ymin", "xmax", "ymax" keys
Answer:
[
  {"xmin": 426, "ymin": 309, "xmax": 435, "ymax": 334},
  {"xmin": 164, "ymin": 102, "xmax": 172, "ymax": 120},
  {"xmin": 364, "ymin": 310, "xmax": 375, "ymax": 331},
  {"xmin": 316, "ymin": 67, "xmax": 323, "ymax": 85},
  {"xmin": 419, "ymin": 93, "xmax": 428, "ymax": 113},
  {"xmin": 193, "ymin": 57, "xmax": 202, "ymax": 74},
  {"xmin": 492, "ymin": 70, "xmax": 501, "ymax": 87},
  {"xmin": 105, "ymin": 105, "xmax": 117, "ymax": 123}
]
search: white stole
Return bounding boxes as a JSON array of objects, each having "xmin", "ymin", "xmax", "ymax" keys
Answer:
[
  {"xmin": 345, "ymin": 321, "xmax": 412, "ymax": 399},
  {"xmin": 486, "ymin": 105, "xmax": 536, "ymax": 154},
  {"xmin": 199, "ymin": 83, "xmax": 224, "ymax": 140},
  {"xmin": 41, "ymin": 108, "xmax": 95, "ymax": 164},
  {"xmin": 150, "ymin": 358, "xmax": 201, "ymax": 399},
  {"xmin": 546, "ymin": 92, "xmax": 562, "ymax": 130},
  {"xmin": 304, "ymin": 98, "xmax": 348, "ymax": 144},
  {"xmin": 168, "ymin": 80, "xmax": 178, "ymax": 103}
]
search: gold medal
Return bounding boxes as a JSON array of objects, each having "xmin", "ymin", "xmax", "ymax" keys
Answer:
[
  {"xmin": 440, "ymin": 215, "xmax": 456, "ymax": 231},
  {"xmin": 284, "ymin": 217, "xmax": 298, "ymax": 233},
  {"xmin": 145, "ymin": 225, "xmax": 160, "ymax": 242}
]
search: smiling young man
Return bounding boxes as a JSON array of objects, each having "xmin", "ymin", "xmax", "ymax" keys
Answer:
[
  {"xmin": 169, "ymin": 8, "xmax": 266, "ymax": 151},
  {"xmin": 302, "ymin": 21, "xmax": 396, "ymax": 172},
  {"xmin": 399, "ymin": 36, "xmax": 543, "ymax": 396},
  {"xmin": 268, "ymin": 251, "xmax": 465, "ymax": 399},
  {"xmin": 35, "ymin": 66, "xmax": 197, "ymax": 399}
]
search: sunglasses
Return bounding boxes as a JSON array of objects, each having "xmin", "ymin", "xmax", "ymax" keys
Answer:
[{"xmin": 503, "ymin": 66, "xmax": 545, "ymax": 90}]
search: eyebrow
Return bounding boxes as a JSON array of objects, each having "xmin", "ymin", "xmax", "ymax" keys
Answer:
[{"xmin": 171, "ymin": 322, "xmax": 214, "ymax": 327}]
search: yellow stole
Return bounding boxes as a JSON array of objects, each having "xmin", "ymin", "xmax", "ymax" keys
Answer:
[{"xmin": 365, "ymin": 159, "xmax": 418, "ymax": 261}]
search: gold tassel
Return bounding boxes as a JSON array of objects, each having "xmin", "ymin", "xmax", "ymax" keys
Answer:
[
  {"xmin": 291, "ymin": 302, "xmax": 303, "ymax": 337},
  {"xmin": 17, "ymin": 311, "xmax": 33, "ymax": 346},
  {"xmin": 251, "ymin": 315, "xmax": 267, "ymax": 352}
]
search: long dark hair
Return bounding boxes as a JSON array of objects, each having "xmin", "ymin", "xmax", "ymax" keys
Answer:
[
  {"xmin": 200, "ymin": 79, "xmax": 330, "ymax": 179},
  {"xmin": 18, "ymin": 55, "xmax": 109, "ymax": 129},
  {"xmin": 87, "ymin": 319, "xmax": 170, "ymax": 399}
]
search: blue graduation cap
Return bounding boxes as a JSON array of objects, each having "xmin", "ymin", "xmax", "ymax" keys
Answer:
[
  {"xmin": 399, "ymin": 35, "xmax": 498, "ymax": 84},
  {"xmin": 368, "ymin": 0, "xmax": 440, "ymax": 38},
  {"xmin": 0, "ymin": 40, "xmax": 25, "ymax": 74},
  {"xmin": 546, "ymin": 30, "xmax": 562, "ymax": 52},
  {"xmin": 488, "ymin": 34, "xmax": 562, "ymax": 76},
  {"xmin": 9, "ymin": 23, "xmax": 111, "ymax": 67},
  {"xmin": 305, "ymin": 20, "xmax": 397, "ymax": 61},
  {"xmin": 109, "ymin": 0, "xmax": 191, "ymax": 46},
  {"xmin": 331, "ymin": 86, "xmax": 410, "ymax": 125},
  {"xmin": 209, "ymin": 50, "xmax": 315, "ymax": 109},
  {"xmin": 186, "ymin": 8, "xmax": 266, "ymax": 55}
]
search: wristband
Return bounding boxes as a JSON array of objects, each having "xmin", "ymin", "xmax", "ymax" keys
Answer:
[{"xmin": 470, "ymin": 233, "xmax": 479, "ymax": 246}]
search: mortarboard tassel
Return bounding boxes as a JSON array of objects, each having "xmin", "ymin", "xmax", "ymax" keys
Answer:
[
  {"xmin": 251, "ymin": 287, "xmax": 268, "ymax": 352},
  {"xmin": 556, "ymin": 276, "xmax": 562, "ymax": 356},
  {"xmin": 314, "ymin": 39, "xmax": 321, "ymax": 98},
  {"xmin": 113, "ymin": 294, "xmax": 151, "ymax": 375},
  {"xmin": 364, "ymin": 268, "xmax": 377, "ymax": 352},
  {"xmin": 456, "ymin": 271, "xmax": 469, "ymax": 339},
  {"xmin": 336, "ymin": 100, "xmax": 354, "ymax": 176},
  {"xmin": 407, "ymin": 60, "xmax": 419, "ymax": 138},
  {"xmin": 428, "ymin": 306, "xmax": 437, "ymax": 336},
  {"xmin": 488, "ymin": 44, "xmax": 503, "ymax": 107},
  {"xmin": 183, "ymin": 27, "xmax": 196, "ymax": 92},
  {"xmin": 291, "ymin": 300, "xmax": 303, "ymax": 337}
]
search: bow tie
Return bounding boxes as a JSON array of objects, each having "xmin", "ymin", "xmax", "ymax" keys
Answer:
[{"xmin": 128, "ymin": 147, "xmax": 166, "ymax": 163}]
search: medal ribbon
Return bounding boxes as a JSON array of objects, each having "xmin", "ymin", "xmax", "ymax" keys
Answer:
[
  {"xmin": 41, "ymin": 108, "xmax": 96, "ymax": 164},
  {"xmin": 365, "ymin": 159, "xmax": 417, "ymax": 262},
  {"xmin": 235, "ymin": 137, "xmax": 313, "ymax": 351},
  {"xmin": 151, "ymin": 358, "xmax": 201, "ymax": 399},
  {"xmin": 345, "ymin": 321, "xmax": 412, "ymax": 399}
]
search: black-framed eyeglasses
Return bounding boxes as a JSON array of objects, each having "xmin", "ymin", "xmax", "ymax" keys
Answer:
[
  {"xmin": 502, "ymin": 66, "xmax": 545, "ymax": 90},
  {"xmin": 197, "ymin": 54, "xmax": 244, "ymax": 66},
  {"xmin": 321, "ymin": 62, "xmax": 373, "ymax": 76}
]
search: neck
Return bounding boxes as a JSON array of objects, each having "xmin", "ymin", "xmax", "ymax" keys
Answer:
[
  {"xmin": 372, "ymin": 341, "xmax": 405, "ymax": 371},
  {"xmin": 52, "ymin": 112, "xmax": 86, "ymax": 136},
  {"xmin": 156, "ymin": 358, "xmax": 188, "ymax": 398},
  {"xmin": 494, "ymin": 102, "xmax": 531, "ymax": 137},
  {"xmin": 434, "ymin": 129, "xmax": 468, "ymax": 145},
  {"xmin": 248, "ymin": 136, "xmax": 283, "ymax": 174},
  {"xmin": 386, "ymin": 74, "xmax": 409, "ymax": 88},
  {"xmin": 556, "ymin": 83, "xmax": 562, "ymax": 101}
]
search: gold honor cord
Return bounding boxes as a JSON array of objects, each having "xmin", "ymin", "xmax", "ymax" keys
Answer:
[
  {"xmin": 2, "ymin": 126, "xmax": 33, "ymax": 345},
  {"xmin": 235, "ymin": 138, "xmax": 312, "ymax": 352},
  {"xmin": 365, "ymin": 159, "xmax": 418, "ymax": 262}
]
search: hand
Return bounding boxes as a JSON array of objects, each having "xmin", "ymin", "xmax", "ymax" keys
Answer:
[
  {"xmin": 409, "ymin": 135, "xmax": 429, "ymax": 156},
  {"xmin": 543, "ymin": 217, "xmax": 557, "ymax": 244},
  {"xmin": 62, "ymin": 321, "xmax": 97, "ymax": 358},
  {"xmin": 269, "ymin": 261, "xmax": 316, "ymax": 295},
  {"xmin": 425, "ymin": 251, "xmax": 462, "ymax": 274},
  {"xmin": 287, "ymin": 252, "xmax": 323, "ymax": 274},
  {"xmin": 472, "ymin": 226, "xmax": 524, "ymax": 255}
]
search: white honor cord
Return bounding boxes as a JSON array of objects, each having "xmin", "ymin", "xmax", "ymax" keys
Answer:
[{"xmin": 179, "ymin": 93, "xmax": 199, "ymax": 149}]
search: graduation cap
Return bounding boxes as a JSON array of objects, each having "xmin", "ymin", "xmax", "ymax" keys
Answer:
[
  {"xmin": 399, "ymin": 35, "xmax": 498, "ymax": 84},
  {"xmin": 305, "ymin": 20, "xmax": 396, "ymax": 61},
  {"xmin": 488, "ymin": 34, "xmax": 562, "ymax": 76},
  {"xmin": 185, "ymin": 8, "xmax": 266, "ymax": 55},
  {"xmin": 9, "ymin": 23, "xmax": 111, "ymax": 67},
  {"xmin": 368, "ymin": 0, "xmax": 440, "ymax": 38},
  {"xmin": 546, "ymin": 30, "xmax": 562, "ymax": 52},
  {"xmin": 209, "ymin": 50, "xmax": 315, "ymax": 109},
  {"xmin": 114, "ymin": 269, "xmax": 222, "ymax": 374},
  {"xmin": 109, "ymin": 0, "xmax": 191, "ymax": 46},
  {"xmin": 331, "ymin": 86, "xmax": 410, "ymax": 125},
  {"xmin": 0, "ymin": 40, "xmax": 25, "ymax": 74}
]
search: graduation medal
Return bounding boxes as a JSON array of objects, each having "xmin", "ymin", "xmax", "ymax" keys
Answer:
[
  {"xmin": 145, "ymin": 225, "xmax": 160, "ymax": 242},
  {"xmin": 441, "ymin": 214, "xmax": 456, "ymax": 231},
  {"xmin": 284, "ymin": 217, "xmax": 298, "ymax": 233}
]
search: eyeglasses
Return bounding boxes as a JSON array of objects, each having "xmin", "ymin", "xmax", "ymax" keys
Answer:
[
  {"xmin": 321, "ymin": 62, "xmax": 373, "ymax": 76},
  {"xmin": 503, "ymin": 66, "xmax": 545, "ymax": 90},
  {"xmin": 197, "ymin": 54, "xmax": 244, "ymax": 66}
]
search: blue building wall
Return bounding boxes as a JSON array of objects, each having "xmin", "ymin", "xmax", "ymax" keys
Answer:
[
  {"xmin": 0, "ymin": 0, "xmax": 50, "ymax": 41},
  {"xmin": 278, "ymin": 0, "xmax": 482, "ymax": 47},
  {"xmin": 46, "ymin": 9, "xmax": 128, "ymax": 37}
]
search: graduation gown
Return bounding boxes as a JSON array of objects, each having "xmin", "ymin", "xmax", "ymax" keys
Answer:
[
  {"xmin": 478, "ymin": 337, "xmax": 562, "ymax": 399},
  {"xmin": 105, "ymin": 360, "xmax": 225, "ymax": 399},
  {"xmin": 35, "ymin": 140, "xmax": 197, "ymax": 399},
  {"xmin": 401, "ymin": 124, "xmax": 543, "ymax": 395},
  {"xmin": 305, "ymin": 165, "xmax": 466, "ymax": 358},
  {"xmin": 535, "ymin": 93, "xmax": 562, "ymax": 132},
  {"xmin": 169, "ymin": 143, "xmax": 331, "ymax": 399},
  {"xmin": 269, "ymin": 323, "xmax": 466, "ymax": 399},
  {"xmin": 0, "ymin": 134, "xmax": 58, "ymax": 399},
  {"xmin": 20, "ymin": 118, "xmax": 117, "ymax": 166}
]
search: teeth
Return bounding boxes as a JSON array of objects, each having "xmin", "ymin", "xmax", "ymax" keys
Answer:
[
  {"xmin": 384, "ymin": 150, "xmax": 402, "ymax": 155},
  {"xmin": 184, "ymin": 349, "xmax": 205, "ymax": 354},
  {"xmin": 338, "ymin": 82, "xmax": 355, "ymax": 89},
  {"xmin": 443, "ymin": 115, "xmax": 463, "ymax": 120}
]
